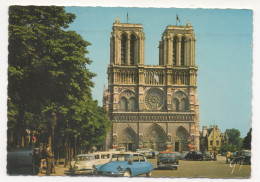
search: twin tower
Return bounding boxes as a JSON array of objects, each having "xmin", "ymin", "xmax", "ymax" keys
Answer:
[{"xmin": 103, "ymin": 17, "xmax": 200, "ymax": 152}]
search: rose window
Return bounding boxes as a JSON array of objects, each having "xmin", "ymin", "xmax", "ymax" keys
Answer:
[{"xmin": 145, "ymin": 89, "xmax": 164, "ymax": 110}]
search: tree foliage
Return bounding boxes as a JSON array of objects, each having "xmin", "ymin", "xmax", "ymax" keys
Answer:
[
  {"xmin": 8, "ymin": 6, "xmax": 111, "ymax": 151},
  {"xmin": 243, "ymin": 128, "xmax": 251, "ymax": 150},
  {"xmin": 220, "ymin": 128, "xmax": 242, "ymax": 152}
]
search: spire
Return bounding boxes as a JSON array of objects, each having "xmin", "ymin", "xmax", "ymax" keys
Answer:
[
  {"xmin": 186, "ymin": 20, "xmax": 191, "ymax": 27},
  {"xmin": 115, "ymin": 16, "xmax": 120, "ymax": 24}
]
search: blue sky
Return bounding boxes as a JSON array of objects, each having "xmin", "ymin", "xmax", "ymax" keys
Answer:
[{"xmin": 65, "ymin": 7, "xmax": 252, "ymax": 137}]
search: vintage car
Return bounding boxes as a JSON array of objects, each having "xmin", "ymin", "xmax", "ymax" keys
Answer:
[
  {"xmin": 157, "ymin": 151, "xmax": 179, "ymax": 170},
  {"xmin": 94, "ymin": 152, "xmax": 153, "ymax": 177},
  {"xmin": 203, "ymin": 151, "xmax": 213, "ymax": 161},
  {"xmin": 72, "ymin": 151, "xmax": 118, "ymax": 174},
  {"xmin": 185, "ymin": 151, "xmax": 203, "ymax": 161},
  {"xmin": 179, "ymin": 151, "xmax": 189, "ymax": 160},
  {"xmin": 7, "ymin": 149, "xmax": 36, "ymax": 175},
  {"xmin": 173, "ymin": 152, "xmax": 181, "ymax": 160},
  {"xmin": 231, "ymin": 150, "xmax": 251, "ymax": 165},
  {"xmin": 73, "ymin": 154, "xmax": 96, "ymax": 174},
  {"xmin": 230, "ymin": 151, "xmax": 238, "ymax": 161},
  {"xmin": 136, "ymin": 148, "xmax": 153, "ymax": 157}
]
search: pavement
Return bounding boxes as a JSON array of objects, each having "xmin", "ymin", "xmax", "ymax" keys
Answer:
[{"xmin": 38, "ymin": 165, "xmax": 69, "ymax": 176}]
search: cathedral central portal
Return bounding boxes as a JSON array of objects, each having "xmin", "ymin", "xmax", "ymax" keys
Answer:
[{"xmin": 103, "ymin": 17, "xmax": 200, "ymax": 152}]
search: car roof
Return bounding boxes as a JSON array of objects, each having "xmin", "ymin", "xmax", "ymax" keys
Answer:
[
  {"xmin": 160, "ymin": 150, "xmax": 174, "ymax": 153},
  {"xmin": 77, "ymin": 154, "xmax": 94, "ymax": 157},
  {"xmin": 113, "ymin": 152, "xmax": 143, "ymax": 155},
  {"xmin": 91, "ymin": 151, "xmax": 119, "ymax": 155}
]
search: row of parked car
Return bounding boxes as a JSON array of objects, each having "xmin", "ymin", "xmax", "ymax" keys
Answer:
[
  {"xmin": 70, "ymin": 151, "xmax": 154, "ymax": 177},
  {"xmin": 229, "ymin": 150, "xmax": 251, "ymax": 165},
  {"xmin": 70, "ymin": 149, "xmax": 251, "ymax": 177},
  {"xmin": 69, "ymin": 149, "xmax": 192, "ymax": 176}
]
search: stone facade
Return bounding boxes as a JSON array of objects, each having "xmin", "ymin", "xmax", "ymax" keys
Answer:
[
  {"xmin": 200, "ymin": 125, "xmax": 228, "ymax": 153},
  {"xmin": 103, "ymin": 18, "xmax": 200, "ymax": 152}
]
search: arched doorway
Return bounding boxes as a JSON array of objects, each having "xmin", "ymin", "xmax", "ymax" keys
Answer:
[
  {"xmin": 176, "ymin": 126, "xmax": 190, "ymax": 152},
  {"xmin": 118, "ymin": 126, "xmax": 138, "ymax": 151},
  {"xmin": 143, "ymin": 123, "xmax": 166, "ymax": 151}
]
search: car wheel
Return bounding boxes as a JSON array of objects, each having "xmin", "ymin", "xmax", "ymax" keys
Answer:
[
  {"xmin": 124, "ymin": 169, "xmax": 131, "ymax": 177},
  {"xmin": 146, "ymin": 171, "xmax": 152, "ymax": 177}
]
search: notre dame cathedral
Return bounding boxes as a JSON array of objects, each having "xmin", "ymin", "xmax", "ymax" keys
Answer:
[{"xmin": 103, "ymin": 17, "xmax": 200, "ymax": 152}]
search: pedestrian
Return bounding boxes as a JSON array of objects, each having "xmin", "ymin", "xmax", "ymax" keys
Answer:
[
  {"xmin": 33, "ymin": 148, "xmax": 41, "ymax": 175},
  {"xmin": 45, "ymin": 144, "xmax": 53, "ymax": 176},
  {"xmin": 226, "ymin": 151, "xmax": 231, "ymax": 164},
  {"xmin": 214, "ymin": 151, "xmax": 217, "ymax": 161}
]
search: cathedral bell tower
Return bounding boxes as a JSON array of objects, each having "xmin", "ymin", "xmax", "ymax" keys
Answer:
[
  {"xmin": 159, "ymin": 20, "xmax": 195, "ymax": 67},
  {"xmin": 109, "ymin": 17, "xmax": 145, "ymax": 66}
]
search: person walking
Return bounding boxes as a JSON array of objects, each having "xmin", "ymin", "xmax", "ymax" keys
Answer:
[
  {"xmin": 33, "ymin": 148, "xmax": 41, "ymax": 175},
  {"xmin": 45, "ymin": 145, "xmax": 53, "ymax": 176},
  {"xmin": 226, "ymin": 151, "xmax": 231, "ymax": 164},
  {"xmin": 213, "ymin": 150, "xmax": 217, "ymax": 161}
]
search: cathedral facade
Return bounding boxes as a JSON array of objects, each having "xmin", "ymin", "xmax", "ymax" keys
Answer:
[{"xmin": 103, "ymin": 17, "xmax": 200, "ymax": 152}]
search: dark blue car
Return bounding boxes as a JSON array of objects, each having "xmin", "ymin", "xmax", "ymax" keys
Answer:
[
  {"xmin": 94, "ymin": 153, "xmax": 153, "ymax": 177},
  {"xmin": 157, "ymin": 152, "xmax": 179, "ymax": 170}
]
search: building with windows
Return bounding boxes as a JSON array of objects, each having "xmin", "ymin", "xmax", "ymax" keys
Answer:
[
  {"xmin": 103, "ymin": 17, "xmax": 200, "ymax": 152},
  {"xmin": 200, "ymin": 125, "xmax": 228, "ymax": 153}
]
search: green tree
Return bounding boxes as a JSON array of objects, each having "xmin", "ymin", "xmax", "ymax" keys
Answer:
[
  {"xmin": 8, "ymin": 6, "xmax": 111, "ymax": 157},
  {"xmin": 224, "ymin": 128, "xmax": 242, "ymax": 151},
  {"xmin": 226, "ymin": 129, "xmax": 241, "ymax": 146},
  {"xmin": 243, "ymin": 128, "xmax": 252, "ymax": 150}
]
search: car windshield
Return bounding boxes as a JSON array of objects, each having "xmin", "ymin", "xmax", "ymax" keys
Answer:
[
  {"xmin": 77, "ymin": 156, "xmax": 94, "ymax": 161},
  {"xmin": 159, "ymin": 153, "xmax": 175, "ymax": 158},
  {"xmin": 111, "ymin": 154, "xmax": 131, "ymax": 161}
]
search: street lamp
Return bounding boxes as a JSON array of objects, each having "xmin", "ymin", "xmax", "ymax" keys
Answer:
[{"xmin": 51, "ymin": 112, "xmax": 57, "ymax": 154}]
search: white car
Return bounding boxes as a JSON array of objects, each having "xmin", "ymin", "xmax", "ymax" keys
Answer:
[
  {"xmin": 92, "ymin": 151, "xmax": 120, "ymax": 165},
  {"xmin": 73, "ymin": 154, "xmax": 95, "ymax": 174},
  {"xmin": 73, "ymin": 151, "xmax": 119, "ymax": 174}
]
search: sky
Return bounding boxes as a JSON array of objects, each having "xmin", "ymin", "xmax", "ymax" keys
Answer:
[{"xmin": 65, "ymin": 7, "xmax": 252, "ymax": 137}]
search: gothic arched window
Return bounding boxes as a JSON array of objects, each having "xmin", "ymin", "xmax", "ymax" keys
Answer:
[
  {"xmin": 130, "ymin": 34, "xmax": 136, "ymax": 65},
  {"xmin": 172, "ymin": 36, "xmax": 177, "ymax": 66},
  {"xmin": 181, "ymin": 36, "xmax": 185, "ymax": 66},
  {"xmin": 120, "ymin": 97, "xmax": 128, "ymax": 111},
  {"xmin": 121, "ymin": 34, "xmax": 127, "ymax": 65},
  {"xmin": 173, "ymin": 98, "xmax": 179, "ymax": 111},
  {"xmin": 130, "ymin": 97, "xmax": 135, "ymax": 111},
  {"xmin": 181, "ymin": 98, "xmax": 188, "ymax": 111}
]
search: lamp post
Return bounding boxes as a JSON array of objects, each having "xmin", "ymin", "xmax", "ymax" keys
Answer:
[
  {"xmin": 74, "ymin": 134, "xmax": 77, "ymax": 159},
  {"xmin": 51, "ymin": 112, "xmax": 57, "ymax": 154}
]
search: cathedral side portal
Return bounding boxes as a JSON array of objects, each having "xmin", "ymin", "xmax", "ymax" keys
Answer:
[{"xmin": 103, "ymin": 18, "xmax": 200, "ymax": 152}]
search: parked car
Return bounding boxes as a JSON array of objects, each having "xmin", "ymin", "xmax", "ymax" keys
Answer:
[
  {"xmin": 185, "ymin": 151, "xmax": 203, "ymax": 161},
  {"xmin": 230, "ymin": 152, "xmax": 238, "ymax": 161},
  {"xmin": 157, "ymin": 151, "xmax": 179, "ymax": 170},
  {"xmin": 173, "ymin": 152, "xmax": 181, "ymax": 160},
  {"xmin": 231, "ymin": 150, "xmax": 251, "ymax": 165},
  {"xmin": 179, "ymin": 151, "xmax": 189, "ymax": 160},
  {"xmin": 92, "ymin": 151, "xmax": 118, "ymax": 165},
  {"xmin": 7, "ymin": 149, "xmax": 36, "ymax": 175},
  {"xmin": 147, "ymin": 151, "xmax": 156, "ymax": 159},
  {"xmin": 93, "ymin": 152, "xmax": 153, "ymax": 177},
  {"xmin": 72, "ymin": 151, "xmax": 118, "ymax": 174},
  {"xmin": 136, "ymin": 148, "xmax": 153, "ymax": 157},
  {"xmin": 73, "ymin": 154, "xmax": 96, "ymax": 174},
  {"xmin": 116, "ymin": 147, "xmax": 126, "ymax": 152},
  {"xmin": 203, "ymin": 151, "xmax": 213, "ymax": 161}
]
